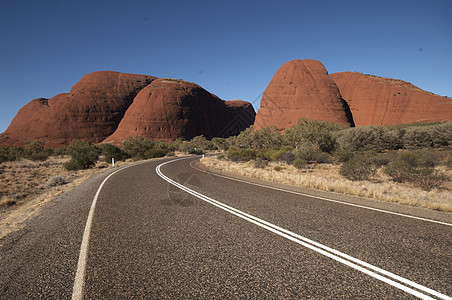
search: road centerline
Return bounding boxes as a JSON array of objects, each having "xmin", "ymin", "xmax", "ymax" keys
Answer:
[{"xmin": 157, "ymin": 158, "xmax": 451, "ymax": 300}]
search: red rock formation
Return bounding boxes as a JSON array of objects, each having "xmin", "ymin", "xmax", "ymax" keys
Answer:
[
  {"xmin": 254, "ymin": 59, "xmax": 354, "ymax": 130},
  {"xmin": 104, "ymin": 79, "xmax": 255, "ymax": 143},
  {"xmin": 0, "ymin": 72, "xmax": 156, "ymax": 147},
  {"xmin": 330, "ymin": 72, "xmax": 452, "ymax": 126}
]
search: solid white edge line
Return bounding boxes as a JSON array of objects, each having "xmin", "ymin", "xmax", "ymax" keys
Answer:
[
  {"xmin": 189, "ymin": 160, "xmax": 452, "ymax": 227},
  {"xmin": 157, "ymin": 158, "xmax": 451, "ymax": 300},
  {"xmin": 71, "ymin": 160, "xmax": 154, "ymax": 300}
]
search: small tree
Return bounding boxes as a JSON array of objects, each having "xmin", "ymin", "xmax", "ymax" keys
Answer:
[{"xmin": 65, "ymin": 140, "xmax": 99, "ymax": 170}]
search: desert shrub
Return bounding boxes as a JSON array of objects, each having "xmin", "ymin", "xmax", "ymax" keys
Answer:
[
  {"xmin": 0, "ymin": 145, "xmax": 24, "ymax": 163},
  {"xmin": 227, "ymin": 148, "xmax": 256, "ymax": 162},
  {"xmin": 122, "ymin": 136, "xmax": 156, "ymax": 159},
  {"xmin": 297, "ymin": 145, "xmax": 332, "ymax": 163},
  {"xmin": 336, "ymin": 126, "xmax": 400, "ymax": 152},
  {"xmin": 190, "ymin": 135, "xmax": 213, "ymax": 150},
  {"xmin": 283, "ymin": 119, "xmax": 341, "ymax": 153},
  {"xmin": 24, "ymin": 140, "xmax": 49, "ymax": 161},
  {"xmin": 384, "ymin": 151, "xmax": 450, "ymax": 190},
  {"xmin": 340, "ymin": 157, "xmax": 376, "ymax": 181},
  {"xmin": 45, "ymin": 176, "xmax": 65, "ymax": 188},
  {"xmin": 188, "ymin": 148, "xmax": 204, "ymax": 155},
  {"xmin": 293, "ymin": 158, "xmax": 307, "ymax": 169},
  {"xmin": 99, "ymin": 143, "xmax": 129, "ymax": 163},
  {"xmin": 281, "ymin": 151, "xmax": 296, "ymax": 164},
  {"xmin": 273, "ymin": 166, "xmax": 284, "ymax": 172},
  {"xmin": 412, "ymin": 149, "xmax": 440, "ymax": 167},
  {"xmin": 364, "ymin": 151, "xmax": 398, "ymax": 167},
  {"xmin": 145, "ymin": 148, "xmax": 169, "ymax": 158},
  {"xmin": 403, "ymin": 127, "xmax": 433, "ymax": 149},
  {"xmin": 430, "ymin": 122, "xmax": 452, "ymax": 147},
  {"xmin": 253, "ymin": 158, "xmax": 269, "ymax": 168},
  {"xmin": 216, "ymin": 154, "xmax": 225, "ymax": 160},
  {"xmin": 64, "ymin": 140, "xmax": 100, "ymax": 170},
  {"xmin": 409, "ymin": 168, "xmax": 450, "ymax": 191},
  {"xmin": 333, "ymin": 146, "xmax": 355, "ymax": 163},
  {"xmin": 445, "ymin": 153, "xmax": 452, "ymax": 168}
]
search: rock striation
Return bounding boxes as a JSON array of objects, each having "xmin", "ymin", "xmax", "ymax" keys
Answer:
[
  {"xmin": 330, "ymin": 72, "xmax": 452, "ymax": 126},
  {"xmin": 104, "ymin": 79, "xmax": 255, "ymax": 143},
  {"xmin": 254, "ymin": 59, "xmax": 354, "ymax": 130},
  {"xmin": 1, "ymin": 71, "xmax": 156, "ymax": 147}
]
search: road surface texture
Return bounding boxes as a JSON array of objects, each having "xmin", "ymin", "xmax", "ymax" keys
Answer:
[{"xmin": 0, "ymin": 157, "xmax": 451, "ymax": 299}]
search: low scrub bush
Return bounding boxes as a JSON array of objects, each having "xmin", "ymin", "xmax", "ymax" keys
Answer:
[
  {"xmin": 188, "ymin": 148, "xmax": 204, "ymax": 155},
  {"xmin": 0, "ymin": 145, "xmax": 24, "ymax": 163},
  {"xmin": 297, "ymin": 145, "xmax": 332, "ymax": 163},
  {"xmin": 122, "ymin": 136, "xmax": 156, "ymax": 159},
  {"xmin": 227, "ymin": 148, "xmax": 256, "ymax": 162},
  {"xmin": 281, "ymin": 151, "xmax": 296, "ymax": 164},
  {"xmin": 253, "ymin": 158, "xmax": 269, "ymax": 168},
  {"xmin": 24, "ymin": 140, "xmax": 49, "ymax": 161},
  {"xmin": 340, "ymin": 157, "xmax": 376, "ymax": 181},
  {"xmin": 64, "ymin": 140, "xmax": 100, "ymax": 170},
  {"xmin": 333, "ymin": 146, "xmax": 355, "ymax": 162},
  {"xmin": 384, "ymin": 151, "xmax": 450, "ymax": 190},
  {"xmin": 145, "ymin": 148, "xmax": 169, "ymax": 158},
  {"xmin": 273, "ymin": 166, "xmax": 284, "ymax": 172},
  {"xmin": 45, "ymin": 176, "xmax": 65, "ymax": 188},
  {"xmin": 293, "ymin": 158, "xmax": 307, "ymax": 169},
  {"xmin": 99, "ymin": 143, "xmax": 129, "ymax": 163}
]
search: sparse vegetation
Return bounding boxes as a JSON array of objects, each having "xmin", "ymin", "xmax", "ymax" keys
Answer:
[
  {"xmin": 64, "ymin": 140, "xmax": 100, "ymax": 170},
  {"xmin": 339, "ymin": 156, "xmax": 376, "ymax": 181}
]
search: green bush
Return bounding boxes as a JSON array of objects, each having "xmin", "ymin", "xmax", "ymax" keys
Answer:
[
  {"xmin": 64, "ymin": 140, "xmax": 100, "ymax": 170},
  {"xmin": 336, "ymin": 126, "xmax": 400, "ymax": 152},
  {"xmin": 293, "ymin": 158, "xmax": 307, "ymax": 169},
  {"xmin": 281, "ymin": 151, "xmax": 296, "ymax": 164},
  {"xmin": 0, "ymin": 145, "xmax": 24, "ymax": 163},
  {"xmin": 145, "ymin": 148, "xmax": 169, "ymax": 158},
  {"xmin": 273, "ymin": 166, "xmax": 284, "ymax": 172},
  {"xmin": 297, "ymin": 145, "xmax": 332, "ymax": 163},
  {"xmin": 340, "ymin": 157, "xmax": 376, "ymax": 181},
  {"xmin": 99, "ymin": 143, "xmax": 129, "ymax": 163},
  {"xmin": 284, "ymin": 119, "xmax": 341, "ymax": 153},
  {"xmin": 188, "ymin": 148, "xmax": 204, "ymax": 155},
  {"xmin": 24, "ymin": 140, "xmax": 49, "ymax": 161},
  {"xmin": 216, "ymin": 154, "xmax": 225, "ymax": 160},
  {"xmin": 227, "ymin": 148, "xmax": 256, "ymax": 162},
  {"xmin": 333, "ymin": 146, "xmax": 355, "ymax": 163},
  {"xmin": 122, "ymin": 136, "xmax": 156, "ymax": 159},
  {"xmin": 383, "ymin": 151, "xmax": 450, "ymax": 190}
]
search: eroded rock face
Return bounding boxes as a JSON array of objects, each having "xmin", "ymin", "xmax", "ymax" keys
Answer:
[
  {"xmin": 254, "ymin": 59, "xmax": 354, "ymax": 130},
  {"xmin": 0, "ymin": 72, "xmax": 156, "ymax": 147},
  {"xmin": 330, "ymin": 72, "xmax": 452, "ymax": 126},
  {"xmin": 104, "ymin": 79, "xmax": 256, "ymax": 143}
]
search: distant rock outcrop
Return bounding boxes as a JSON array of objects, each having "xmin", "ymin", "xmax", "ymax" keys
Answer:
[
  {"xmin": 254, "ymin": 59, "xmax": 354, "ymax": 130},
  {"xmin": 330, "ymin": 72, "xmax": 452, "ymax": 126},
  {"xmin": 1, "ymin": 71, "xmax": 156, "ymax": 147},
  {"xmin": 0, "ymin": 73, "xmax": 255, "ymax": 147},
  {"xmin": 104, "ymin": 79, "xmax": 255, "ymax": 143}
]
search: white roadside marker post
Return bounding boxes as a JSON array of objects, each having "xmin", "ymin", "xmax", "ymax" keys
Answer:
[{"xmin": 112, "ymin": 157, "xmax": 115, "ymax": 167}]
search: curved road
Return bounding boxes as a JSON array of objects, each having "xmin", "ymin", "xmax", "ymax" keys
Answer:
[{"xmin": 0, "ymin": 157, "xmax": 451, "ymax": 299}]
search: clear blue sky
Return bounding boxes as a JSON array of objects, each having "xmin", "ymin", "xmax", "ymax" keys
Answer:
[{"xmin": 1, "ymin": 0, "xmax": 451, "ymax": 133}]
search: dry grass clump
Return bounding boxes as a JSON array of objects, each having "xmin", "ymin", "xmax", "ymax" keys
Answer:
[
  {"xmin": 0, "ymin": 156, "xmax": 130, "ymax": 239},
  {"xmin": 201, "ymin": 157, "xmax": 452, "ymax": 212}
]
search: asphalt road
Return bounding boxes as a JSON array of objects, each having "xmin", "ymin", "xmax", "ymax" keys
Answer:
[{"xmin": 0, "ymin": 157, "xmax": 451, "ymax": 299}]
